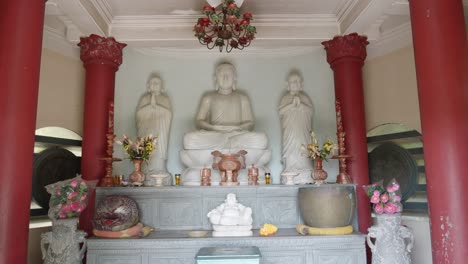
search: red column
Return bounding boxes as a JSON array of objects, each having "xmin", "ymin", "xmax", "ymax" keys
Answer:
[
  {"xmin": 409, "ymin": 0, "xmax": 468, "ymax": 262},
  {"xmin": 322, "ymin": 33, "xmax": 372, "ymax": 234},
  {"xmin": 0, "ymin": 1, "xmax": 46, "ymax": 263},
  {"xmin": 78, "ymin": 35, "xmax": 126, "ymax": 234}
]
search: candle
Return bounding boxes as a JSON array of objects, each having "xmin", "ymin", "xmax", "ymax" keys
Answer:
[
  {"xmin": 265, "ymin": 173, "xmax": 271, "ymax": 185},
  {"xmin": 248, "ymin": 164, "xmax": 259, "ymax": 185},
  {"xmin": 175, "ymin": 174, "xmax": 181, "ymax": 186},
  {"xmin": 108, "ymin": 101, "xmax": 114, "ymax": 134},
  {"xmin": 201, "ymin": 167, "xmax": 211, "ymax": 186}
]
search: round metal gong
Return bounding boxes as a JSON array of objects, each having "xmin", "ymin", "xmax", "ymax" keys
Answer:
[
  {"xmin": 368, "ymin": 142, "xmax": 418, "ymax": 201},
  {"xmin": 32, "ymin": 147, "xmax": 81, "ymax": 209}
]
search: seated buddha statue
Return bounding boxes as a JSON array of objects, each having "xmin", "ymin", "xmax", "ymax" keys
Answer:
[
  {"xmin": 183, "ymin": 63, "xmax": 268, "ymax": 150},
  {"xmin": 180, "ymin": 63, "xmax": 271, "ymax": 185},
  {"xmin": 207, "ymin": 193, "xmax": 253, "ymax": 237}
]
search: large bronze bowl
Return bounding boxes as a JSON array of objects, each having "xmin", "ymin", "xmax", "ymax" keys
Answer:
[{"xmin": 298, "ymin": 185, "xmax": 356, "ymax": 228}]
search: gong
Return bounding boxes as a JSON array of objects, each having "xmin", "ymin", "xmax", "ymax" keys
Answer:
[
  {"xmin": 32, "ymin": 147, "xmax": 81, "ymax": 209},
  {"xmin": 368, "ymin": 142, "xmax": 418, "ymax": 201}
]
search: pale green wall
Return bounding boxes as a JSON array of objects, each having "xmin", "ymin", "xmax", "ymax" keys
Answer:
[
  {"xmin": 113, "ymin": 48, "xmax": 339, "ymax": 183},
  {"xmin": 363, "ymin": 45, "xmax": 421, "ymax": 132}
]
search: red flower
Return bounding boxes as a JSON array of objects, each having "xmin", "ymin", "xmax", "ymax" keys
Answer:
[
  {"xmin": 199, "ymin": 18, "xmax": 210, "ymax": 27},
  {"xmin": 246, "ymin": 33, "xmax": 255, "ymax": 40},
  {"xmin": 239, "ymin": 37, "xmax": 248, "ymax": 45},
  {"xmin": 239, "ymin": 19, "xmax": 250, "ymax": 27},
  {"xmin": 227, "ymin": 3, "xmax": 237, "ymax": 10},
  {"xmin": 243, "ymin": 13, "xmax": 253, "ymax": 20},
  {"xmin": 226, "ymin": 15, "xmax": 238, "ymax": 24},
  {"xmin": 204, "ymin": 36, "xmax": 213, "ymax": 44},
  {"xmin": 203, "ymin": 6, "xmax": 215, "ymax": 12},
  {"xmin": 230, "ymin": 40, "xmax": 239, "ymax": 48},
  {"xmin": 202, "ymin": 5, "xmax": 216, "ymax": 16},
  {"xmin": 194, "ymin": 25, "xmax": 204, "ymax": 33}
]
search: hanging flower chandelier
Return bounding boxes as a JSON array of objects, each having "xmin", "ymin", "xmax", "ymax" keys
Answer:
[{"xmin": 194, "ymin": 0, "xmax": 257, "ymax": 53}]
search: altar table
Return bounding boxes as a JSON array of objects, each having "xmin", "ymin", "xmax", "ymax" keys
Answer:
[{"xmin": 87, "ymin": 185, "xmax": 366, "ymax": 264}]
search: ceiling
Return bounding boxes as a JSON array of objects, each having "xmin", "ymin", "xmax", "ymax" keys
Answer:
[
  {"xmin": 43, "ymin": 0, "xmax": 468, "ymax": 58},
  {"xmin": 106, "ymin": 0, "xmax": 344, "ymax": 16}
]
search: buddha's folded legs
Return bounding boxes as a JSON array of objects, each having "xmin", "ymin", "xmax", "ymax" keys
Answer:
[{"xmin": 184, "ymin": 130, "xmax": 268, "ymax": 150}]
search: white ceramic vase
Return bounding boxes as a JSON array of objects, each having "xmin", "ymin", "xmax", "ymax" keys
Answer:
[
  {"xmin": 41, "ymin": 218, "xmax": 87, "ymax": 264},
  {"xmin": 367, "ymin": 214, "xmax": 414, "ymax": 264}
]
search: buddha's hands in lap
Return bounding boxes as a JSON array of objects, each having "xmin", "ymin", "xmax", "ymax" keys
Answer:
[{"xmin": 212, "ymin": 125, "xmax": 243, "ymax": 133}]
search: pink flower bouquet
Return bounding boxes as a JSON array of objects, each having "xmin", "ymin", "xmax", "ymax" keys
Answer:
[
  {"xmin": 364, "ymin": 179, "xmax": 402, "ymax": 215},
  {"xmin": 46, "ymin": 175, "xmax": 96, "ymax": 219}
]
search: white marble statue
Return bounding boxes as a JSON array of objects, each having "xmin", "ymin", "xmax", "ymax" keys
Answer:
[
  {"xmin": 136, "ymin": 74, "xmax": 172, "ymax": 185},
  {"xmin": 279, "ymin": 72, "xmax": 314, "ymax": 184},
  {"xmin": 207, "ymin": 193, "xmax": 253, "ymax": 237},
  {"xmin": 180, "ymin": 63, "xmax": 271, "ymax": 185},
  {"xmin": 184, "ymin": 63, "xmax": 267, "ymax": 150}
]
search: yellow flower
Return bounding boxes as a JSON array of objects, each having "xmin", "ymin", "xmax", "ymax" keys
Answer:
[{"xmin": 260, "ymin": 223, "xmax": 278, "ymax": 236}]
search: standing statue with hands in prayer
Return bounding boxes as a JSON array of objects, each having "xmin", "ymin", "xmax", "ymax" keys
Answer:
[
  {"xmin": 136, "ymin": 74, "xmax": 172, "ymax": 185},
  {"xmin": 279, "ymin": 72, "xmax": 314, "ymax": 184}
]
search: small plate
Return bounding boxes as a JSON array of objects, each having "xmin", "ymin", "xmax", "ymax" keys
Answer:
[{"xmin": 187, "ymin": 230, "xmax": 208, "ymax": 238}]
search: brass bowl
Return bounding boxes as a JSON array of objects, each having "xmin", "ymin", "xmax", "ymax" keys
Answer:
[{"xmin": 298, "ymin": 185, "xmax": 356, "ymax": 228}]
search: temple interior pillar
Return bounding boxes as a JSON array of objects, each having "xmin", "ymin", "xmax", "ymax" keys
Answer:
[
  {"xmin": 78, "ymin": 35, "xmax": 126, "ymax": 234},
  {"xmin": 322, "ymin": 34, "xmax": 372, "ymax": 234},
  {"xmin": 0, "ymin": 1, "xmax": 46, "ymax": 263},
  {"xmin": 409, "ymin": 0, "xmax": 468, "ymax": 262}
]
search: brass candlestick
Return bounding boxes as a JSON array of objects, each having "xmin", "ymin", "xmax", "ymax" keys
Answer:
[
  {"xmin": 99, "ymin": 102, "xmax": 122, "ymax": 187},
  {"xmin": 99, "ymin": 133, "xmax": 122, "ymax": 187},
  {"xmin": 332, "ymin": 100, "xmax": 353, "ymax": 184}
]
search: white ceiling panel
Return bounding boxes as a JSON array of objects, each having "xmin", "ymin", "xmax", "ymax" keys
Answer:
[
  {"xmin": 45, "ymin": 0, "xmax": 468, "ymax": 58},
  {"xmin": 106, "ymin": 0, "xmax": 345, "ymax": 16}
]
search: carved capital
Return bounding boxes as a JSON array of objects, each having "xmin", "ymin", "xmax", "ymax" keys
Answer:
[
  {"xmin": 78, "ymin": 34, "xmax": 127, "ymax": 68},
  {"xmin": 322, "ymin": 33, "xmax": 369, "ymax": 66}
]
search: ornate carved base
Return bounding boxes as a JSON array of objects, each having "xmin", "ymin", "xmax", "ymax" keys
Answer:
[
  {"xmin": 144, "ymin": 171, "xmax": 172, "ymax": 186},
  {"xmin": 180, "ymin": 149, "xmax": 271, "ymax": 186},
  {"xmin": 221, "ymin": 181, "xmax": 240, "ymax": 186},
  {"xmin": 280, "ymin": 170, "xmax": 313, "ymax": 185},
  {"xmin": 212, "ymin": 230, "xmax": 253, "ymax": 237}
]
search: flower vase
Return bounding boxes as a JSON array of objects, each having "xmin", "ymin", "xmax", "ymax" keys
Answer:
[
  {"xmin": 41, "ymin": 218, "xmax": 87, "ymax": 264},
  {"xmin": 129, "ymin": 159, "xmax": 145, "ymax": 186},
  {"xmin": 313, "ymin": 158, "xmax": 328, "ymax": 184},
  {"xmin": 367, "ymin": 214, "xmax": 414, "ymax": 264}
]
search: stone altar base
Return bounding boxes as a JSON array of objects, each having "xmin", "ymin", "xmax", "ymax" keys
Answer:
[
  {"xmin": 87, "ymin": 229, "xmax": 366, "ymax": 264},
  {"xmin": 180, "ymin": 149, "xmax": 271, "ymax": 186},
  {"xmin": 89, "ymin": 185, "xmax": 365, "ymax": 264},
  {"xmin": 212, "ymin": 224, "xmax": 253, "ymax": 237}
]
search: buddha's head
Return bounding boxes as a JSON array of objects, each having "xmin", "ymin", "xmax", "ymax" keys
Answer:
[
  {"xmin": 225, "ymin": 193, "xmax": 238, "ymax": 205},
  {"xmin": 287, "ymin": 72, "xmax": 303, "ymax": 96},
  {"xmin": 215, "ymin": 63, "xmax": 237, "ymax": 93},
  {"xmin": 147, "ymin": 74, "xmax": 163, "ymax": 95}
]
